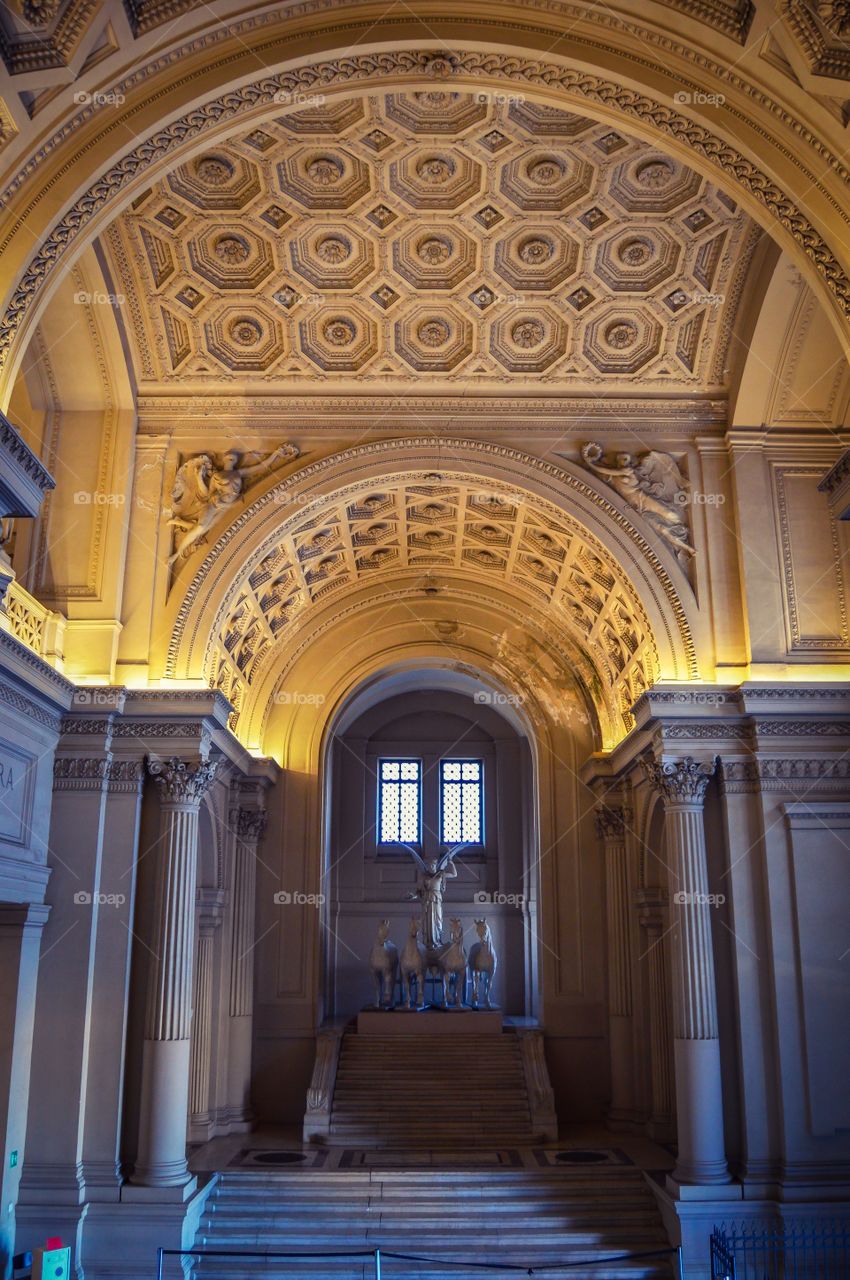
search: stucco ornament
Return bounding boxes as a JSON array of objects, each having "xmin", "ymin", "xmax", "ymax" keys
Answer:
[
  {"xmin": 580, "ymin": 443, "xmax": 695, "ymax": 562},
  {"xmin": 165, "ymin": 445, "xmax": 299, "ymax": 565},
  {"xmin": 816, "ymin": 0, "xmax": 850, "ymax": 34}
]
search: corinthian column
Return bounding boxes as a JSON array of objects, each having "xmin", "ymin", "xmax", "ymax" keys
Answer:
[
  {"xmin": 644, "ymin": 755, "xmax": 730, "ymax": 1185},
  {"xmin": 595, "ymin": 804, "xmax": 635, "ymax": 1126},
  {"xmin": 226, "ymin": 805, "xmax": 266, "ymax": 1127},
  {"xmin": 133, "ymin": 756, "xmax": 218, "ymax": 1188}
]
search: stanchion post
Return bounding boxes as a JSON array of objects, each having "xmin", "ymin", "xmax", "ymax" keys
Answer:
[
  {"xmin": 677, "ymin": 1245, "xmax": 685, "ymax": 1279},
  {"xmin": 156, "ymin": 1247, "xmax": 164, "ymax": 1280},
  {"xmin": 375, "ymin": 1246, "xmax": 382, "ymax": 1279}
]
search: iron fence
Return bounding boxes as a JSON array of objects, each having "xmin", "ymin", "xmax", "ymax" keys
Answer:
[{"xmin": 710, "ymin": 1220, "xmax": 850, "ymax": 1279}]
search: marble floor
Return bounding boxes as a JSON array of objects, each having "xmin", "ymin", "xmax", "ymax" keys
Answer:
[{"xmin": 189, "ymin": 1123, "xmax": 677, "ymax": 1177}]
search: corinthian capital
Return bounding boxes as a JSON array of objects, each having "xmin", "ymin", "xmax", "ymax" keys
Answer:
[
  {"xmin": 236, "ymin": 808, "xmax": 267, "ymax": 842},
  {"xmin": 643, "ymin": 754, "xmax": 714, "ymax": 805},
  {"xmin": 146, "ymin": 755, "xmax": 219, "ymax": 804},
  {"xmin": 593, "ymin": 805, "xmax": 631, "ymax": 840}
]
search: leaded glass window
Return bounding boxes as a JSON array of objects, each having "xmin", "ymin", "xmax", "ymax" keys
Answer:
[
  {"xmin": 378, "ymin": 759, "xmax": 421, "ymax": 843},
  {"xmin": 440, "ymin": 759, "xmax": 483, "ymax": 844}
]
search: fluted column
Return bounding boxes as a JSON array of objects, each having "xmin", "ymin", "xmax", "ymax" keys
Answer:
[
  {"xmin": 188, "ymin": 888, "xmax": 225, "ymax": 1140},
  {"xmin": 226, "ymin": 805, "xmax": 266, "ymax": 1126},
  {"xmin": 644, "ymin": 755, "xmax": 730, "ymax": 1185},
  {"xmin": 188, "ymin": 935, "xmax": 214, "ymax": 1123},
  {"xmin": 133, "ymin": 756, "xmax": 218, "ymax": 1188},
  {"xmin": 637, "ymin": 889, "xmax": 675, "ymax": 1139},
  {"xmin": 595, "ymin": 804, "xmax": 635, "ymax": 1125}
]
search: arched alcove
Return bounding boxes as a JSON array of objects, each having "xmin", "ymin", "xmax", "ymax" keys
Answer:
[{"xmin": 322, "ymin": 670, "xmax": 539, "ymax": 1021}]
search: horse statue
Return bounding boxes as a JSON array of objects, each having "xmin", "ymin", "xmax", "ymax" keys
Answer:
[
  {"xmin": 369, "ymin": 919, "xmax": 398, "ymax": 1009},
  {"xmin": 439, "ymin": 917, "xmax": 467, "ymax": 1008},
  {"xmin": 399, "ymin": 915, "xmax": 427, "ymax": 1010},
  {"xmin": 468, "ymin": 918, "xmax": 498, "ymax": 1009}
]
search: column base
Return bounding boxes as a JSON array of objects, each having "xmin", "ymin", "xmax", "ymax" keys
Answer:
[{"xmin": 133, "ymin": 1038, "xmax": 192, "ymax": 1189}]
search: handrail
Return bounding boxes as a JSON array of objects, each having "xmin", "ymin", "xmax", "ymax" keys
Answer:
[{"xmin": 157, "ymin": 1243, "xmax": 684, "ymax": 1277}]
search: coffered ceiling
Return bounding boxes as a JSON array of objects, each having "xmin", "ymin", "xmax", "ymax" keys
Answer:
[{"xmin": 101, "ymin": 92, "xmax": 760, "ymax": 398}]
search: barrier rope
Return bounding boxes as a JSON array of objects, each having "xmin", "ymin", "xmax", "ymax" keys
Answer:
[{"xmin": 159, "ymin": 1243, "xmax": 681, "ymax": 1274}]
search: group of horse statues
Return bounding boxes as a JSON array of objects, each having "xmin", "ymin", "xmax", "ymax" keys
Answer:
[{"xmin": 369, "ymin": 916, "xmax": 498, "ymax": 1011}]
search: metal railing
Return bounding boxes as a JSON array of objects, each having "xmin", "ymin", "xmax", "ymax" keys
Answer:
[
  {"xmin": 710, "ymin": 1220, "xmax": 850, "ymax": 1279},
  {"xmin": 157, "ymin": 1243, "xmax": 684, "ymax": 1277}
]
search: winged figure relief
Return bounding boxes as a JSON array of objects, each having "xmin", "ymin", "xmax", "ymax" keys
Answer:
[
  {"xmin": 580, "ymin": 443, "xmax": 695, "ymax": 561},
  {"xmin": 164, "ymin": 445, "xmax": 299, "ymax": 566}
]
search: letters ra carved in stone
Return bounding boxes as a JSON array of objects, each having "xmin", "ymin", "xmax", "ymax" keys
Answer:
[
  {"xmin": 164, "ymin": 445, "xmax": 299, "ymax": 567},
  {"xmin": 580, "ymin": 443, "xmax": 695, "ymax": 565}
]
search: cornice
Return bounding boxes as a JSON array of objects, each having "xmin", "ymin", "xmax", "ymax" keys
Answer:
[
  {"xmin": 2, "ymin": 41, "xmax": 850, "ymax": 374},
  {"xmin": 135, "ymin": 395, "xmax": 729, "ymax": 433}
]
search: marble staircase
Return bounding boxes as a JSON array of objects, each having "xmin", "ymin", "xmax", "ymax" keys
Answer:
[
  {"xmin": 190, "ymin": 1166, "xmax": 675, "ymax": 1278},
  {"xmin": 328, "ymin": 1030, "xmax": 536, "ymax": 1147}
]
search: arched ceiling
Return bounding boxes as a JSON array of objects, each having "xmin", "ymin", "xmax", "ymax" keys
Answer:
[
  {"xmin": 99, "ymin": 91, "xmax": 760, "ymax": 397},
  {"xmin": 202, "ymin": 473, "xmax": 660, "ymax": 747}
]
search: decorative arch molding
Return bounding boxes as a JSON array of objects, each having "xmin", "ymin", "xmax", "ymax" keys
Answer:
[
  {"xmin": 161, "ymin": 437, "xmax": 703, "ymax": 750},
  {"xmin": 2, "ymin": 35, "xmax": 850, "ymax": 391},
  {"xmin": 247, "ymin": 584, "xmax": 605, "ymax": 754}
]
